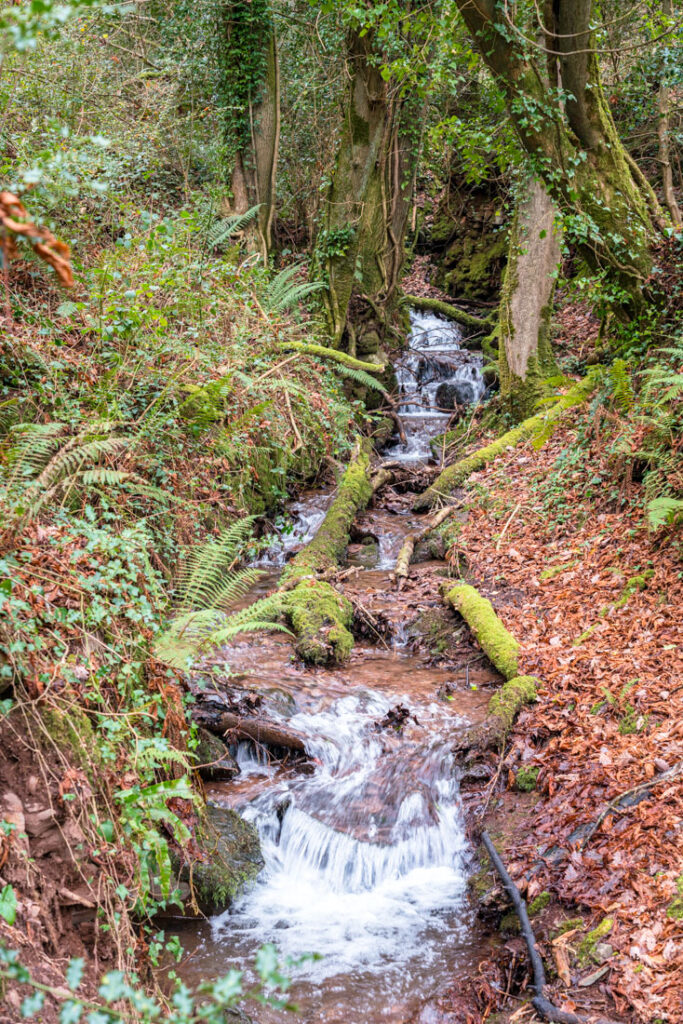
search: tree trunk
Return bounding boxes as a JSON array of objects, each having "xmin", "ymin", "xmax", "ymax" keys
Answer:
[
  {"xmin": 219, "ymin": 5, "xmax": 280, "ymax": 262},
  {"xmin": 499, "ymin": 179, "xmax": 561, "ymax": 420},
  {"xmin": 316, "ymin": 29, "xmax": 418, "ymax": 349},
  {"xmin": 455, "ymin": 0, "xmax": 660, "ymax": 312},
  {"xmin": 658, "ymin": 0, "xmax": 682, "ymax": 228}
]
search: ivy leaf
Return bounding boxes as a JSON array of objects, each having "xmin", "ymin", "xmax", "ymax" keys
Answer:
[
  {"xmin": 66, "ymin": 957, "xmax": 85, "ymax": 992},
  {"xmin": 59, "ymin": 1001, "xmax": 83, "ymax": 1024},
  {"xmin": 0, "ymin": 883, "xmax": 17, "ymax": 925},
  {"xmin": 20, "ymin": 991, "xmax": 44, "ymax": 1017}
]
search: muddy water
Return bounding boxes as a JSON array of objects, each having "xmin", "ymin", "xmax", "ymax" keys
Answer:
[{"xmin": 172, "ymin": 312, "xmax": 489, "ymax": 1023}]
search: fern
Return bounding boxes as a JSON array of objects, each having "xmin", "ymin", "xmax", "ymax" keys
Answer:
[
  {"xmin": 206, "ymin": 205, "xmax": 260, "ymax": 250},
  {"xmin": 646, "ymin": 496, "xmax": 683, "ymax": 529},
  {"xmin": 608, "ymin": 358, "xmax": 635, "ymax": 413},
  {"xmin": 263, "ymin": 265, "xmax": 324, "ymax": 313},
  {"xmin": 330, "ymin": 363, "xmax": 385, "ymax": 392}
]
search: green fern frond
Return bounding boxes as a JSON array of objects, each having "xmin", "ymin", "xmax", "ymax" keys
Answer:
[
  {"xmin": 263, "ymin": 265, "xmax": 324, "ymax": 313},
  {"xmin": 646, "ymin": 496, "xmax": 683, "ymax": 529},
  {"xmin": 174, "ymin": 518, "xmax": 258, "ymax": 612},
  {"xmin": 206, "ymin": 205, "xmax": 260, "ymax": 249},
  {"xmin": 5, "ymin": 421, "xmax": 68, "ymax": 484},
  {"xmin": 608, "ymin": 358, "xmax": 634, "ymax": 413},
  {"xmin": 330, "ymin": 363, "xmax": 385, "ymax": 392}
]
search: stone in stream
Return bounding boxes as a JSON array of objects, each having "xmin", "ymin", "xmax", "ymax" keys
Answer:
[
  {"xmin": 176, "ymin": 804, "xmax": 263, "ymax": 914},
  {"xmin": 435, "ymin": 379, "xmax": 478, "ymax": 409},
  {"xmin": 195, "ymin": 727, "xmax": 239, "ymax": 782}
]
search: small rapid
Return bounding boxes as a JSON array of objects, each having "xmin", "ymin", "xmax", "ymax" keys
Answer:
[{"xmin": 387, "ymin": 310, "xmax": 486, "ymax": 461}]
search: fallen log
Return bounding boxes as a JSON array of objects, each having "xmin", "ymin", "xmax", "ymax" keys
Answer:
[
  {"xmin": 213, "ymin": 712, "xmax": 307, "ymax": 754},
  {"xmin": 413, "ymin": 372, "xmax": 599, "ymax": 511},
  {"xmin": 481, "ymin": 832, "xmax": 620, "ymax": 1024},
  {"xmin": 442, "ymin": 582, "xmax": 520, "ymax": 680},
  {"xmin": 403, "ymin": 293, "xmax": 492, "ymax": 333}
]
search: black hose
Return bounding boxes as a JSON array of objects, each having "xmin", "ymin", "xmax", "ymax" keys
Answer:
[{"xmin": 481, "ymin": 831, "xmax": 621, "ymax": 1024}]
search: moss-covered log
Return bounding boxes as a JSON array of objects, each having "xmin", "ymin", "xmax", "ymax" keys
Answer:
[
  {"xmin": 403, "ymin": 294, "xmax": 492, "ymax": 332},
  {"xmin": 277, "ymin": 440, "xmax": 374, "ymax": 663},
  {"xmin": 413, "ymin": 372, "xmax": 597, "ymax": 511},
  {"xmin": 278, "ymin": 340, "xmax": 385, "ymax": 374},
  {"xmin": 442, "ymin": 583, "xmax": 519, "ymax": 679}
]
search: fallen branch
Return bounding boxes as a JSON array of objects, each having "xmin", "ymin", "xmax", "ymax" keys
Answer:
[
  {"xmin": 481, "ymin": 832, "xmax": 620, "ymax": 1024},
  {"xmin": 579, "ymin": 759, "xmax": 683, "ymax": 850},
  {"xmin": 213, "ymin": 712, "xmax": 307, "ymax": 753},
  {"xmin": 403, "ymin": 293, "xmax": 492, "ymax": 332},
  {"xmin": 393, "ymin": 505, "xmax": 459, "ymax": 586},
  {"xmin": 413, "ymin": 372, "xmax": 599, "ymax": 511}
]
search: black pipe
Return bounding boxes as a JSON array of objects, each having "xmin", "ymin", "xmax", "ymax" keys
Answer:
[{"xmin": 481, "ymin": 831, "xmax": 621, "ymax": 1024}]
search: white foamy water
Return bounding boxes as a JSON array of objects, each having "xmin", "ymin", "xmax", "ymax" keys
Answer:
[
  {"xmin": 387, "ymin": 309, "xmax": 486, "ymax": 461},
  {"xmin": 209, "ymin": 689, "xmax": 472, "ymax": 994}
]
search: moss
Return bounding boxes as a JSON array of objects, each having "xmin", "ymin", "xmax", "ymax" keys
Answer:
[
  {"xmin": 500, "ymin": 911, "xmax": 521, "ymax": 934},
  {"xmin": 577, "ymin": 917, "xmax": 614, "ymax": 964},
  {"xmin": 516, "ymin": 765, "xmax": 540, "ymax": 792},
  {"xmin": 488, "ymin": 676, "xmax": 538, "ymax": 731},
  {"xmin": 283, "ymin": 579, "xmax": 354, "ymax": 664},
  {"xmin": 667, "ymin": 876, "xmax": 683, "ymax": 920},
  {"xmin": 282, "ymin": 442, "xmax": 373, "ymax": 581},
  {"xmin": 528, "ymin": 891, "xmax": 551, "ymax": 915},
  {"xmin": 402, "ymin": 293, "xmax": 490, "ymax": 332},
  {"xmin": 414, "ymin": 371, "xmax": 599, "ymax": 511},
  {"xmin": 40, "ymin": 705, "xmax": 102, "ymax": 779},
  {"xmin": 551, "ymin": 917, "xmax": 585, "ymax": 939},
  {"xmin": 443, "ymin": 583, "xmax": 520, "ymax": 679},
  {"xmin": 183, "ymin": 804, "xmax": 263, "ymax": 914},
  {"xmin": 278, "ymin": 340, "xmax": 385, "ymax": 374}
]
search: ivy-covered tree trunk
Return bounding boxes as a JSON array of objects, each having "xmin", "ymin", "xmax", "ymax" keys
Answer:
[
  {"xmin": 316, "ymin": 29, "xmax": 418, "ymax": 352},
  {"xmin": 455, "ymin": 0, "xmax": 662, "ymax": 312},
  {"xmin": 499, "ymin": 178, "xmax": 560, "ymax": 421},
  {"xmin": 217, "ymin": 2, "xmax": 280, "ymax": 262}
]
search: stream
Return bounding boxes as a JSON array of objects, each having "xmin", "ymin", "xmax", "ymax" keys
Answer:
[{"xmin": 172, "ymin": 312, "xmax": 492, "ymax": 1023}]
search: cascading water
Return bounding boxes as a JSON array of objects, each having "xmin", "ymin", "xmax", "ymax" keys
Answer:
[
  {"xmin": 181, "ymin": 682, "xmax": 480, "ymax": 1023},
  {"xmin": 173, "ymin": 310, "xmax": 492, "ymax": 1022},
  {"xmin": 387, "ymin": 310, "xmax": 486, "ymax": 461}
]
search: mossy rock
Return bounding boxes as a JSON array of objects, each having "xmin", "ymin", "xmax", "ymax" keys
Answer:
[
  {"xmin": 667, "ymin": 876, "xmax": 683, "ymax": 920},
  {"xmin": 195, "ymin": 728, "xmax": 239, "ymax": 782},
  {"xmin": 181, "ymin": 804, "xmax": 263, "ymax": 914},
  {"xmin": 528, "ymin": 891, "xmax": 551, "ymax": 915},
  {"xmin": 406, "ymin": 607, "xmax": 461, "ymax": 657},
  {"xmin": 577, "ymin": 917, "xmax": 613, "ymax": 964}
]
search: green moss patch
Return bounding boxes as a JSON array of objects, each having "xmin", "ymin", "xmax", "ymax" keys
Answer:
[
  {"xmin": 515, "ymin": 765, "xmax": 540, "ymax": 792},
  {"xmin": 577, "ymin": 917, "xmax": 613, "ymax": 964},
  {"xmin": 283, "ymin": 579, "xmax": 354, "ymax": 664}
]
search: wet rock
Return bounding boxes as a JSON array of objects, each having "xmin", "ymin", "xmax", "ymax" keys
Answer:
[
  {"xmin": 178, "ymin": 804, "xmax": 263, "ymax": 914},
  {"xmin": 195, "ymin": 728, "xmax": 239, "ymax": 782},
  {"xmin": 435, "ymin": 380, "xmax": 477, "ymax": 409}
]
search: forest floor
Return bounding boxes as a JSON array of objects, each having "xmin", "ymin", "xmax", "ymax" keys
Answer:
[{"xmin": 412, "ymin": 301, "xmax": 682, "ymax": 1024}]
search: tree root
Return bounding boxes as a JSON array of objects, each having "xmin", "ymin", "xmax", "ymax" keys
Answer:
[
  {"xmin": 278, "ymin": 340, "xmax": 385, "ymax": 374},
  {"xmin": 579, "ymin": 759, "xmax": 683, "ymax": 850},
  {"xmin": 413, "ymin": 372, "xmax": 599, "ymax": 511},
  {"xmin": 481, "ymin": 832, "xmax": 621, "ymax": 1024}
]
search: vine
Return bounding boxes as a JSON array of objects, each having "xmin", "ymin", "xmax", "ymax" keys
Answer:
[{"xmin": 213, "ymin": 0, "xmax": 272, "ymax": 161}]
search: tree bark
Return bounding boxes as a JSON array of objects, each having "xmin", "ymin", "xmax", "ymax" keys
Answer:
[
  {"xmin": 499, "ymin": 178, "xmax": 561, "ymax": 421},
  {"xmin": 454, "ymin": 0, "xmax": 659, "ymax": 311},
  {"xmin": 222, "ymin": 16, "xmax": 280, "ymax": 262},
  {"xmin": 658, "ymin": 0, "xmax": 682, "ymax": 228},
  {"xmin": 316, "ymin": 28, "xmax": 419, "ymax": 348}
]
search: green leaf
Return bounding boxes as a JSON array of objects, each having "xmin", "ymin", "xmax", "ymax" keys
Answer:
[
  {"xmin": 0, "ymin": 883, "xmax": 17, "ymax": 925},
  {"xmin": 21, "ymin": 991, "xmax": 44, "ymax": 1017},
  {"xmin": 66, "ymin": 957, "xmax": 85, "ymax": 992},
  {"xmin": 59, "ymin": 1001, "xmax": 83, "ymax": 1024}
]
